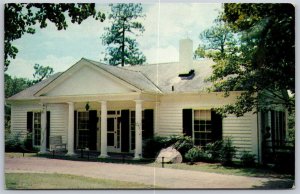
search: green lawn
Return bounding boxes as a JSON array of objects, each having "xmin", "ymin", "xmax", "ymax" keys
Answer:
[
  {"xmin": 5, "ymin": 173, "xmax": 154, "ymax": 189},
  {"xmin": 148, "ymin": 162, "xmax": 293, "ymax": 179}
]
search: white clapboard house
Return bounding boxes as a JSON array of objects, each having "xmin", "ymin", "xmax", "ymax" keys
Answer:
[{"xmin": 7, "ymin": 39, "xmax": 287, "ymax": 162}]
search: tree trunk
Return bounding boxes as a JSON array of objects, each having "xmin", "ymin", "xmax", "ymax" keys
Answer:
[{"xmin": 121, "ymin": 19, "xmax": 125, "ymax": 67}]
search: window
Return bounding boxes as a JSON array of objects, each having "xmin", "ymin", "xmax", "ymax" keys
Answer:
[
  {"xmin": 33, "ymin": 112, "xmax": 41, "ymax": 146},
  {"xmin": 193, "ymin": 110, "xmax": 212, "ymax": 146}
]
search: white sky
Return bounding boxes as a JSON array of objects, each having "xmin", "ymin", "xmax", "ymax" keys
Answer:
[{"xmin": 6, "ymin": 3, "xmax": 222, "ymax": 79}]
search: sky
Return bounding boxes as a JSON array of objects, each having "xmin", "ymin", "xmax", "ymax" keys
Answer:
[{"xmin": 6, "ymin": 3, "xmax": 222, "ymax": 79}]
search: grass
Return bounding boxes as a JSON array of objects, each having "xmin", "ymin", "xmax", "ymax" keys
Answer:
[
  {"xmin": 5, "ymin": 152, "xmax": 37, "ymax": 158},
  {"xmin": 5, "ymin": 152, "xmax": 292, "ymax": 179},
  {"xmin": 147, "ymin": 162, "xmax": 293, "ymax": 179},
  {"xmin": 5, "ymin": 173, "xmax": 154, "ymax": 189}
]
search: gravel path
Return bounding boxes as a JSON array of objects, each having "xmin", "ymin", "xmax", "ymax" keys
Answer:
[{"xmin": 5, "ymin": 157, "xmax": 294, "ymax": 189}]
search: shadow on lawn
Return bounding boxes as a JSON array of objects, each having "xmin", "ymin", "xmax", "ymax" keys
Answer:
[
  {"xmin": 251, "ymin": 179, "xmax": 294, "ymax": 189},
  {"xmin": 35, "ymin": 151, "xmax": 155, "ymax": 165}
]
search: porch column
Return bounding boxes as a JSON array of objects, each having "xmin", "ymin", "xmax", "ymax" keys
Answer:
[
  {"xmin": 66, "ymin": 102, "xmax": 75, "ymax": 156},
  {"xmin": 134, "ymin": 100, "xmax": 143, "ymax": 159},
  {"xmin": 39, "ymin": 105, "xmax": 47, "ymax": 153},
  {"xmin": 154, "ymin": 101, "xmax": 160, "ymax": 134},
  {"xmin": 99, "ymin": 101, "xmax": 108, "ymax": 158}
]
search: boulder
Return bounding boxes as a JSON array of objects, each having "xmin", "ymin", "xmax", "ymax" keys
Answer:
[{"xmin": 156, "ymin": 146, "xmax": 182, "ymax": 163}]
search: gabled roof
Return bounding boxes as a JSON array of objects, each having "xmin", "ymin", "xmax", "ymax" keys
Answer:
[
  {"xmin": 7, "ymin": 58, "xmax": 162, "ymax": 100},
  {"xmin": 8, "ymin": 73, "xmax": 62, "ymax": 100},
  {"xmin": 124, "ymin": 59, "xmax": 214, "ymax": 93},
  {"xmin": 84, "ymin": 58, "xmax": 162, "ymax": 93},
  {"xmin": 7, "ymin": 57, "xmax": 215, "ymax": 100}
]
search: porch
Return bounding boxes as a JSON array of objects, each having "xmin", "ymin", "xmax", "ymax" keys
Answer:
[{"xmin": 38, "ymin": 93, "xmax": 160, "ymax": 160}]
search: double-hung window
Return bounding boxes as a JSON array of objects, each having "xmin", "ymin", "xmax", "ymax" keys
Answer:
[{"xmin": 193, "ymin": 110, "xmax": 212, "ymax": 146}]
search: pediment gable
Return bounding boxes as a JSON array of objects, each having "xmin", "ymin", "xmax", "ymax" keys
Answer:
[{"xmin": 36, "ymin": 59, "xmax": 138, "ymax": 97}]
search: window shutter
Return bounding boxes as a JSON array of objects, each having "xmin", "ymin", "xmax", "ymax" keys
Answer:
[
  {"xmin": 182, "ymin": 109, "xmax": 193, "ymax": 137},
  {"xmin": 121, "ymin": 110, "xmax": 130, "ymax": 152},
  {"xmin": 74, "ymin": 111, "xmax": 77, "ymax": 149},
  {"xmin": 143, "ymin": 109, "xmax": 154, "ymax": 140},
  {"xmin": 211, "ymin": 110, "xmax": 222, "ymax": 141},
  {"xmin": 46, "ymin": 111, "xmax": 50, "ymax": 149},
  {"xmin": 27, "ymin": 112, "xmax": 33, "ymax": 133}
]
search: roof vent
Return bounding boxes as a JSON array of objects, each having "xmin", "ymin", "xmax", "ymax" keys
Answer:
[{"xmin": 178, "ymin": 69, "xmax": 195, "ymax": 80}]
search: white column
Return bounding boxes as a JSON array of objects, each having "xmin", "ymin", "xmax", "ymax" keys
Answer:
[
  {"xmin": 154, "ymin": 102, "xmax": 160, "ymax": 135},
  {"xmin": 66, "ymin": 102, "xmax": 75, "ymax": 156},
  {"xmin": 39, "ymin": 105, "xmax": 47, "ymax": 153},
  {"xmin": 134, "ymin": 100, "xmax": 143, "ymax": 159},
  {"xmin": 99, "ymin": 101, "xmax": 108, "ymax": 158}
]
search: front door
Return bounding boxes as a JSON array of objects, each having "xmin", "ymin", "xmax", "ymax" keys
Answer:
[{"xmin": 107, "ymin": 113, "xmax": 121, "ymax": 152}]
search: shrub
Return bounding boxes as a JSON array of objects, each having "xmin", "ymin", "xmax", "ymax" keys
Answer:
[
  {"xmin": 172, "ymin": 136, "xmax": 193, "ymax": 158},
  {"xmin": 142, "ymin": 136, "xmax": 169, "ymax": 158},
  {"xmin": 240, "ymin": 151, "xmax": 256, "ymax": 167},
  {"xmin": 185, "ymin": 146, "xmax": 207, "ymax": 163},
  {"xmin": 220, "ymin": 138, "xmax": 236, "ymax": 166},
  {"xmin": 22, "ymin": 132, "xmax": 34, "ymax": 151},
  {"xmin": 204, "ymin": 140, "xmax": 223, "ymax": 162},
  {"xmin": 5, "ymin": 132, "xmax": 24, "ymax": 152}
]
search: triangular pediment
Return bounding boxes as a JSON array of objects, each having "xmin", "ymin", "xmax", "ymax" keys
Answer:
[{"xmin": 36, "ymin": 59, "xmax": 138, "ymax": 97}]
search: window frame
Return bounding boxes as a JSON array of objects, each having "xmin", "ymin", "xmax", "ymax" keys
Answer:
[{"xmin": 193, "ymin": 109, "xmax": 212, "ymax": 147}]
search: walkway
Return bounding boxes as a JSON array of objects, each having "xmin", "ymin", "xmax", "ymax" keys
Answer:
[{"xmin": 5, "ymin": 157, "xmax": 294, "ymax": 189}]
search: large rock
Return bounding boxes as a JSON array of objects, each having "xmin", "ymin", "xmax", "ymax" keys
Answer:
[{"xmin": 156, "ymin": 146, "xmax": 182, "ymax": 163}]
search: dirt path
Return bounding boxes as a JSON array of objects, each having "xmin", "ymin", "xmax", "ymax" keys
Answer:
[{"xmin": 5, "ymin": 157, "xmax": 294, "ymax": 189}]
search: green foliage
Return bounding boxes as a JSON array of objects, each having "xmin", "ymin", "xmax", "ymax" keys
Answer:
[
  {"xmin": 194, "ymin": 45, "xmax": 206, "ymax": 59},
  {"xmin": 204, "ymin": 140, "xmax": 223, "ymax": 162},
  {"xmin": 220, "ymin": 138, "xmax": 236, "ymax": 166},
  {"xmin": 203, "ymin": 4, "xmax": 295, "ymax": 116},
  {"xmin": 142, "ymin": 136, "xmax": 169, "ymax": 158},
  {"xmin": 185, "ymin": 146, "xmax": 207, "ymax": 163},
  {"xmin": 4, "ymin": 3, "xmax": 105, "ymax": 70},
  {"xmin": 240, "ymin": 151, "xmax": 256, "ymax": 167},
  {"xmin": 5, "ymin": 131, "xmax": 38, "ymax": 152},
  {"xmin": 287, "ymin": 109, "xmax": 295, "ymax": 145},
  {"xmin": 102, "ymin": 3, "xmax": 146, "ymax": 66},
  {"xmin": 172, "ymin": 136, "xmax": 194, "ymax": 159},
  {"xmin": 32, "ymin": 64, "xmax": 54, "ymax": 84},
  {"xmin": 5, "ymin": 132, "xmax": 24, "ymax": 152},
  {"xmin": 198, "ymin": 18, "xmax": 235, "ymax": 57}
]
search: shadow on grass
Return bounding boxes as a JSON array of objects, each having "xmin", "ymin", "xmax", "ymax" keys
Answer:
[
  {"xmin": 251, "ymin": 179, "xmax": 294, "ymax": 189},
  {"xmin": 35, "ymin": 152, "xmax": 155, "ymax": 165}
]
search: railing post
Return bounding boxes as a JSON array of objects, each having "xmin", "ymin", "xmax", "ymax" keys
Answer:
[{"xmin": 162, "ymin": 157, "xmax": 164, "ymax": 168}]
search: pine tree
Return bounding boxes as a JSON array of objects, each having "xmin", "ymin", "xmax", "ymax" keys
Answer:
[{"xmin": 102, "ymin": 3, "xmax": 146, "ymax": 66}]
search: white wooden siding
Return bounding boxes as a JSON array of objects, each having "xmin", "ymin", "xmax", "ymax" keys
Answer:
[
  {"xmin": 11, "ymin": 103, "xmax": 42, "ymax": 139},
  {"xmin": 157, "ymin": 93, "xmax": 259, "ymax": 158},
  {"xmin": 11, "ymin": 103, "xmax": 68, "ymax": 144},
  {"xmin": 47, "ymin": 104, "xmax": 68, "ymax": 144},
  {"xmin": 223, "ymin": 112, "xmax": 258, "ymax": 159}
]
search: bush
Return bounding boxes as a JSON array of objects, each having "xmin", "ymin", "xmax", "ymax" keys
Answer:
[
  {"xmin": 220, "ymin": 138, "xmax": 236, "ymax": 166},
  {"xmin": 240, "ymin": 151, "xmax": 256, "ymax": 167},
  {"xmin": 22, "ymin": 132, "xmax": 34, "ymax": 151},
  {"xmin": 142, "ymin": 136, "xmax": 169, "ymax": 158},
  {"xmin": 5, "ymin": 132, "xmax": 24, "ymax": 152},
  {"xmin": 185, "ymin": 146, "xmax": 207, "ymax": 163},
  {"xmin": 172, "ymin": 136, "xmax": 193, "ymax": 159},
  {"xmin": 204, "ymin": 140, "xmax": 223, "ymax": 162}
]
